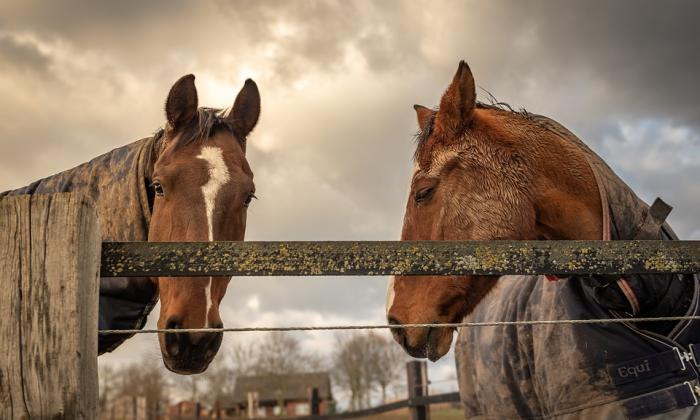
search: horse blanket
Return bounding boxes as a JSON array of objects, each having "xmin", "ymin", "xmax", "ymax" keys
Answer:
[
  {"xmin": 0, "ymin": 135, "xmax": 161, "ymax": 353},
  {"xmin": 456, "ymin": 114, "xmax": 700, "ymax": 419}
]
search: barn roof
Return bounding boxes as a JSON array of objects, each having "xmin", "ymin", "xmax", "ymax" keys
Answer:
[{"xmin": 226, "ymin": 372, "xmax": 333, "ymax": 407}]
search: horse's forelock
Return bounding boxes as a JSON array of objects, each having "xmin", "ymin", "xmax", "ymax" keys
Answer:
[{"xmin": 165, "ymin": 107, "xmax": 245, "ymax": 150}]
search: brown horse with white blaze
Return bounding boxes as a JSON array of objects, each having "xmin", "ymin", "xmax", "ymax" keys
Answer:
[
  {"xmin": 1, "ymin": 73, "xmax": 260, "ymax": 375},
  {"xmin": 387, "ymin": 61, "xmax": 700, "ymax": 418},
  {"xmin": 151, "ymin": 75, "xmax": 260, "ymax": 373}
]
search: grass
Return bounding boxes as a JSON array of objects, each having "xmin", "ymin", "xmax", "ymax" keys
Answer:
[{"xmin": 362, "ymin": 404, "xmax": 463, "ymax": 419}]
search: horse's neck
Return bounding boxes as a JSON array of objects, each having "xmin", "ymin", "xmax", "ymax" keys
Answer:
[{"xmin": 531, "ymin": 139, "xmax": 604, "ymax": 241}]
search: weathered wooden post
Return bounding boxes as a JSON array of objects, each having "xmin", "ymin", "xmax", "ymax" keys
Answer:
[
  {"xmin": 213, "ymin": 399, "xmax": 221, "ymax": 419},
  {"xmin": 247, "ymin": 391, "xmax": 259, "ymax": 419},
  {"xmin": 407, "ymin": 360, "xmax": 430, "ymax": 420},
  {"xmin": 0, "ymin": 193, "xmax": 100, "ymax": 419},
  {"xmin": 194, "ymin": 401, "xmax": 201, "ymax": 419},
  {"xmin": 308, "ymin": 386, "xmax": 320, "ymax": 416},
  {"xmin": 136, "ymin": 396, "xmax": 146, "ymax": 420}
]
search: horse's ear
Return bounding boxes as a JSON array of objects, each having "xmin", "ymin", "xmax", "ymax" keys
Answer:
[
  {"xmin": 165, "ymin": 74, "xmax": 198, "ymax": 130},
  {"xmin": 414, "ymin": 105, "xmax": 433, "ymax": 131},
  {"xmin": 436, "ymin": 60, "xmax": 476, "ymax": 131},
  {"xmin": 228, "ymin": 79, "xmax": 260, "ymax": 138}
]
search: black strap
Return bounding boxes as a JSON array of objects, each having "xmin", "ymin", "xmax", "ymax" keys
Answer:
[
  {"xmin": 610, "ymin": 347, "xmax": 687, "ymax": 386},
  {"xmin": 623, "ymin": 381, "xmax": 698, "ymax": 419}
]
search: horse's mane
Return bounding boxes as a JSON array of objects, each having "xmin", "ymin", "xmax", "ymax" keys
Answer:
[
  {"xmin": 153, "ymin": 107, "xmax": 242, "ymax": 149},
  {"xmin": 413, "ymin": 93, "xmax": 533, "ymax": 161}
]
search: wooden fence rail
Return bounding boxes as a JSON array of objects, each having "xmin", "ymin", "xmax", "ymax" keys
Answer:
[
  {"xmin": 0, "ymin": 193, "xmax": 100, "ymax": 419},
  {"xmin": 101, "ymin": 240, "xmax": 700, "ymax": 277}
]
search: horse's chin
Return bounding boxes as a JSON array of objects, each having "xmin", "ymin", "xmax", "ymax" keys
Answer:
[
  {"xmin": 427, "ymin": 327, "xmax": 454, "ymax": 361},
  {"xmin": 426, "ymin": 338, "xmax": 452, "ymax": 362},
  {"xmin": 162, "ymin": 356, "xmax": 212, "ymax": 375},
  {"xmin": 396, "ymin": 326, "xmax": 454, "ymax": 362}
]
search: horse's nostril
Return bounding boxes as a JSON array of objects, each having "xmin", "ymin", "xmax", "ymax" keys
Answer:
[
  {"xmin": 388, "ymin": 316, "xmax": 406, "ymax": 344},
  {"xmin": 165, "ymin": 332, "xmax": 180, "ymax": 357},
  {"xmin": 211, "ymin": 321, "xmax": 223, "ymax": 330},
  {"xmin": 166, "ymin": 317, "xmax": 181, "ymax": 330},
  {"xmin": 164, "ymin": 317, "xmax": 182, "ymax": 357},
  {"xmin": 426, "ymin": 327, "xmax": 435, "ymax": 345}
]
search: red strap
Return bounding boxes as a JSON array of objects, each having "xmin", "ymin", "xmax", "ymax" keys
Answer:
[{"xmin": 545, "ymin": 275, "xmax": 559, "ymax": 282}]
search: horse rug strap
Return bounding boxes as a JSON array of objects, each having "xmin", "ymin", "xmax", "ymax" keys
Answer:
[
  {"xmin": 623, "ymin": 381, "xmax": 699, "ymax": 419},
  {"xmin": 612, "ymin": 344, "xmax": 700, "ymax": 386},
  {"xmin": 635, "ymin": 198, "xmax": 673, "ymax": 239},
  {"xmin": 610, "ymin": 346, "xmax": 696, "ymax": 386},
  {"xmin": 611, "ymin": 345, "xmax": 700, "ymax": 418}
]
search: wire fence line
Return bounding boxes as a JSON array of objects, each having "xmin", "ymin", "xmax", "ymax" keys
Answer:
[{"xmin": 98, "ymin": 315, "xmax": 700, "ymax": 335}]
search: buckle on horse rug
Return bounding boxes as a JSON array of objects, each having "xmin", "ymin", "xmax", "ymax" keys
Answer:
[{"xmin": 623, "ymin": 381, "xmax": 699, "ymax": 419}]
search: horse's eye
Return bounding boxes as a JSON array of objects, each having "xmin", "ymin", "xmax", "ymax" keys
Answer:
[
  {"xmin": 414, "ymin": 187, "xmax": 435, "ymax": 203},
  {"xmin": 151, "ymin": 181, "xmax": 165, "ymax": 197},
  {"xmin": 243, "ymin": 192, "xmax": 257, "ymax": 208}
]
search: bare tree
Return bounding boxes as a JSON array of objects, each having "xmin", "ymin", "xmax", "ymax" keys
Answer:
[
  {"xmin": 200, "ymin": 348, "xmax": 236, "ymax": 413},
  {"xmin": 228, "ymin": 340, "xmax": 259, "ymax": 377},
  {"xmin": 333, "ymin": 331, "xmax": 407, "ymax": 410},
  {"xmin": 98, "ymin": 364, "xmax": 117, "ymax": 416},
  {"xmin": 175, "ymin": 372, "xmax": 204, "ymax": 402},
  {"xmin": 249, "ymin": 332, "xmax": 325, "ymax": 375},
  {"xmin": 367, "ymin": 332, "xmax": 406, "ymax": 404},
  {"xmin": 333, "ymin": 332, "xmax": 375, "ymax": 410},
  {"xmin": 107, "ymin": 357, "xmax": 170, "ymax": 419},
  {"xmin": 138, "ymin": 358, "xmax": 170, "ymax": 416}
]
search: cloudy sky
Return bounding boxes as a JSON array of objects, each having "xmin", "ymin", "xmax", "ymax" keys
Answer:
[{"xmin": 1, "ymin": 0, "xmax": 698, "ymax": 398}]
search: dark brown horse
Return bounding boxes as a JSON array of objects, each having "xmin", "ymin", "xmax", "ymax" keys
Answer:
[
  {"xmin": 387, "ymin": 61, "xmax": 700, "ymax": 418},
  {"xmin": 1, "ymin": 74, "xmax": 260, "ymax": 374}
]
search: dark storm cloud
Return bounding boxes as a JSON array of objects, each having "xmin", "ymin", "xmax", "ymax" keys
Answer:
[
  {"xmin": 218, "ymin": 0, "xmax": 428, "ymax": 81},
  {"xmin": 520, "ymin": 0, "xmax": 700, "ymax": 129},
  {"xmin": 0, "ymin": 1, "xmax": 188, "ymax": 42},
  {"xmin": 3, "ymin": 0, "xmax": 696, "ymax": 127},
  {"xmin": 220, "ymin": 0, "xmax": 700, "ymax": 127}
]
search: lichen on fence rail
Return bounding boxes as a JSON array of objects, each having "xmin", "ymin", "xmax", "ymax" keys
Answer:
[{"xmin": 100, "ymin": 240, "xmax": 700, "ymax": 277}]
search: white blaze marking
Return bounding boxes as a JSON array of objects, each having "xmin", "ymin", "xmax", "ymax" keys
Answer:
[
  {"xmin": 425, "ymin": 148, "xmax": 460, "ymax": 178},
  {"xmin": 386, "ymin": 276, "xmax": 396, "ymax": 315},
  {"xmin": 197, "ymin": 146, "xmax": 230, "ymax": 327}
]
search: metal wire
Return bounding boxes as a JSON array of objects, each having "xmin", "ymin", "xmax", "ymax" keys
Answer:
[{"xmin": 98, "ymin": 315, "xmax": 700, "ymax": 335}]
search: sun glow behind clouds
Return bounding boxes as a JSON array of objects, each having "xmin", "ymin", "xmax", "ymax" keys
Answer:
[
  {"xmin": 196, "ymin": 74, "xmax": 239, "ymax": 109},
  {"xmin": 246, "ymin": 294, "xmax": 261, "ymax": 311},
  {"xmin": 271, "ymin": 21, "xmax": 298, "ymax": 39}
]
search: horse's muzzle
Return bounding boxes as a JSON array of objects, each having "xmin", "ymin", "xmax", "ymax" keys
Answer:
[
  {"xmin": 388, "ymin": 316, "xmax": 452, "ymax": 362},
  {"xmin": 160, "ymin": 318, "xmax": 223, "ymax": 374}
]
